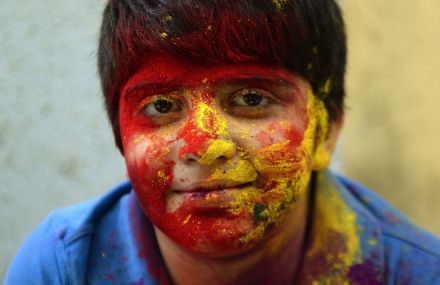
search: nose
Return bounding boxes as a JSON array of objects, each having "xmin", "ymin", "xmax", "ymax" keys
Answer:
[
  {"xmin": 198, "ymin": 139, "xmax": 236, "ymax": 165},
  {"xmin": 177, "ymin": 99, "xmax": 237, "ymax": 165},
  {"xmin": 179, "ymin": 137, "xmax": 237, "ymax": 165}
]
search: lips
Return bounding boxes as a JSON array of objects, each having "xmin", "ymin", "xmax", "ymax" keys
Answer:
[
  {"xmin": 184, "ymin": 189, "xmax": 236, "ymax": 211},
  {"xmin": 184, "ymin": 181, "xmax": 253, "ymax": 193},
  {"xmin": 168, "ymin": 182, "xmax": 255, "ymax": 213}
]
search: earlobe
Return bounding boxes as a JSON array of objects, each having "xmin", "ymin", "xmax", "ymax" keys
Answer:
[
  {"xmin": 311, "ymin": 111, "xmax": 344, "ymax": 171},
  {"xmin": 311, "ymin": 144, "xmax": 331, "ymax": 171}
]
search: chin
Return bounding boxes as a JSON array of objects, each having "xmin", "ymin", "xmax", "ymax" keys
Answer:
[{"xmin": 150, "ymin": 203, "xmax": 288, "ymax": 258}]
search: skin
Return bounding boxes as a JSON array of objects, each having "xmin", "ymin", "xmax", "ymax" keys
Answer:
[{"xmin": 119, "ymin": 52, "xmax": 342, "ymax": 284}]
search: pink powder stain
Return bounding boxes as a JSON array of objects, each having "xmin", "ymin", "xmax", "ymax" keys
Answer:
[
  {"xmin": 256, "ymin": 130, "xmax": 274, "ymax": 147},
  {"xmin": 129, "ymin": 277, "xmax": 145, "ymax": 285},
  {"xmin": 104, "ymin": 272, "xmax": 116, "ymax": 282},
  {"xmin": 256, "ymin": 121, "xmax": 303, "ymax": 148}
]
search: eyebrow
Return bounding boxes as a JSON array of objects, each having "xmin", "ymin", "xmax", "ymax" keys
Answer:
[
  {"xmin": 122, "ymin": 73, "xmax": 299, "ymax": 96},
  {"xmin": 213, "ymin": 76, "xmax": 296, "ymax": 89},
  {"xmin": 123, "ymin": 83, "xmax": 182, "ymax": 97}
]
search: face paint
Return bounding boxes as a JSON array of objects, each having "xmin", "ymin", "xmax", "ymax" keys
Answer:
[{"xmin": 119, "ymin": 53, "xmax": 330, "ymax": 256}]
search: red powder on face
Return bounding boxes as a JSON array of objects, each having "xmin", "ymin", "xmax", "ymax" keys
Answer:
[
  {"xmin": 176, "ymin": 117, "xmax": 217, "ymax": 160},
  {"xmin": 122, "ymin": 53, "xmax": 300, "ymax": 94},
  {"xmin": 137, "ymin": 158, "xmax": 175, "ymax": 213},
  {"xmin": 177, "ymin": 132, "xmax": 214, "ymax": 160},
  {"xmin": 284, "ymin": 128, "xmax": 303, "ymax": 148},
  {"xmin": 119, "ymin": 91, "xmax": 158, "ymax": 135},
  {"xmin": 119, "ymin": 52, "xmax": 311, "ymax": 255},
  {"xmin": 176, "ymin": 90, "xmax": 221, "ymax": 160}
]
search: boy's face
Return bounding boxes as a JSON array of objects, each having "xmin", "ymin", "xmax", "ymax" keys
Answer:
[{"xmin": 119, "ymin": 53, "xmax": 331, "ymax": 256}]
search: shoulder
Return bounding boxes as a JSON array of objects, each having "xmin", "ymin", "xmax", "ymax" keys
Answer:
[
  {"xmin": 335, "ymin": 174, "xmax": 440, "ymax": 283},
  {"xmin": 4, "ymin": 180, "xmax": 132, "ymax": 285}
]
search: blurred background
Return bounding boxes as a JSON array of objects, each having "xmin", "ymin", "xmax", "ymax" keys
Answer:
[{"xmin": 1, "ymin": 0, "xmax": 439, "ymax": 279}]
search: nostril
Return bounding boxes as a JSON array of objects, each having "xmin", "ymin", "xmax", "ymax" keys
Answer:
[
  {"xmin": 180, "ymin": 139, "xmax": 237, "ymax": 165},
  {"xmin": 198, "ymin": 140, "xmax": 236, "ymax": 165},
  {"xmin": 217, "ymin": 155, "xmax": 228, "ymax": 161},
  {"xmin": 181, "ymin": 153, "xmax": 199, "ymax": 162}
]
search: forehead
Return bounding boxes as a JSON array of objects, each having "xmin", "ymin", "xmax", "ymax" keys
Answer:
[{"xmin": 122, "ymin": 52, "xmax": 301, "ymax": 93}]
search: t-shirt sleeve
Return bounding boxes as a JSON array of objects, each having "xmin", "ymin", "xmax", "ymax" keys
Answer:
[
  {"xmin": 383, "ymin": 234, "xmax": 440, "ymax": 284},
  {"xmin": 4, "ymin": 212, "xmax": 68, "ymax": 285}
]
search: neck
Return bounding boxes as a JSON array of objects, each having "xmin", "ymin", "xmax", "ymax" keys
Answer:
[{"xmin": 154, "ymin": 192, "xmax": 309, "ymax": 285}]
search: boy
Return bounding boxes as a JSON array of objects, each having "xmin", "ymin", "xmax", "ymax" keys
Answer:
[{"xmin": 5, "ymin": 0, "xmax": 440, "ymax": 284}]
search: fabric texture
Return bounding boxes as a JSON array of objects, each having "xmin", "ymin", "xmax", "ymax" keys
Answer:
[{"xmin": 4, "ymin": 171, "xmax": 440, "ymax": 284}]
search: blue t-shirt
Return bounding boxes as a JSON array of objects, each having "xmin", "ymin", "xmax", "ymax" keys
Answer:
[{"xmin": 4, "ymin": 172, "xmax": 440, "ymax": 284}]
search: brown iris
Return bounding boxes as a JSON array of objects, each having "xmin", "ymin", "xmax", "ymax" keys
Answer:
[
  {"xmin": 154, "ymin": 99, "xmax": 173, "ymax": 113},
  {"xmin": 242, "ymin": 90, "xmax": 263, "ymax": 106}
]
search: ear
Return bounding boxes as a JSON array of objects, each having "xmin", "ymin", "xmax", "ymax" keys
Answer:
[
  {"xmin": 323, "ymin": 111, "xmax": 344, "ymax": 156},
  {"xmin": 312, "ymin": 111, "xmax": 344, "ymax": 170}
]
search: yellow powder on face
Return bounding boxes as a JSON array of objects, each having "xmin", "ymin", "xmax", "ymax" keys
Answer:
[
  {"xmin": 160, "ymin": 32, "xmax": 168, "ymax": 39},
  {"xmin": 312, "ymin": 145, "xmax": 331, "ymax": 170},
  {"xmin": 199, "ymin": 140, "xmax": 235, "ymax": 165},
  {"xmin": 134, "ymin": 134, "xmax": 145, "ymax": 144},
  {"xmin": 207, "ymin": 160, "xmax": 257, "ymax": 186},
  {"xmin": 235, "ymin": 92, "xmax": 330, "ymax": 245},
  {"xmin": 301, "ymin": 92, "xmax": 323, "ymax": 155},
  {"xmin": 157, "ymin": 170, "xmax": 168, "ymax": 187},
  {"xmin": 227, "ymin": 185, "xmax": 261, "ymax": 215},
  {"xmin": 301, "ymin": 91, "xmax": 331, "ymax": 171},
  {"xmin": 194, "ymin": 102, "xmax": 228, "ymax": 137},
  {"xmin": 312, "ymin": 97, "xmax": 331, "ymax": 170},
  {"xmin": 251, "ymin": 92, "xmax": 328, "ymax": 187},
  {"xmin": 253, "ymin": 141, "xmax": 299, "ymax": 178},
  {"xmin": 237, "ymin": 178, "xmax": 300, "ymax": 244},
  {"xmin": 189, "ymin": 89, "xmax": 332, "ymax": 249}
]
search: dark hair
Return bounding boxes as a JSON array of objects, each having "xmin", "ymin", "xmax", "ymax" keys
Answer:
[{"xmin": 98, "ymin": 0, "xmax": 347, "ymax": 152}]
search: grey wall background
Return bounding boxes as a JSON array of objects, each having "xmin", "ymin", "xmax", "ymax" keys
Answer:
[
  {"xmin": 0, "ymin": 0, "xmax": 125, "ymax": 278},
  {"xmin": 1, "ymin": 0, "xmax": 439, "ymax": 279}
]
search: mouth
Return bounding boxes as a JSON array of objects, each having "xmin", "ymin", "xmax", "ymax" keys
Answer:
[
  {"xmin": 167, "ymin": 182, "xmax": 255, "ymax": 213},
  {"xmin": 188, "ymin": 181, "xmax": 252, "ymax": 193}
]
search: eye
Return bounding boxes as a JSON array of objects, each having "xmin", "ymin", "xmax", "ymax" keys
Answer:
[
  {"xmin": 143, "ymin": 98, "xmax": 181, "ymax": 117},
  {"xmin": 232, "ymin": 89, "xmax": 270, "ymax": 107},
  {"xmin": 154, "ymin": 99, "xmax": 173, "ymax": 113},
  {"xmin": 226, "ymin": 89, "xmax": 276, "ymax": 119}
]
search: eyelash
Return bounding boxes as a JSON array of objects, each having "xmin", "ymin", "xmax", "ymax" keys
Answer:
[
  {"xmin": 138, "ymin": 95, "xmax": 182, "ymax": 116},
  {"xmin": 136, "ymin": 88, "xmax": 278, "ymax": 124},
  {"xmin": 229, "ymin": 88, "xmax": 273, "ymax": 108}
]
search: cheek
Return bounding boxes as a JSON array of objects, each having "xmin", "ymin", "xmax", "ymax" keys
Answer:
[
  {"xmin": 253, "ymin": 141, "xmax": 308, "ymax": 179},
  {"xmin": 247, "ymin": 120, "xmax": 310, "ymax": 179},
  {"xmin": 124, "ymin": 136, "xmax": 175, "ymax": 214},
  {"xmin": 254, "ymin": 120, "xmax": 304, "ymax": 149}
]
